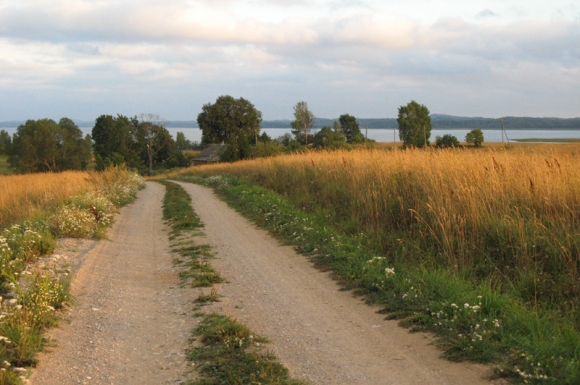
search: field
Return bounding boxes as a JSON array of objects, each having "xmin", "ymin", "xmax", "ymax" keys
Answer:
[{"xmin": 163, "ymin": 145, "xmax": 580, "ymax": 315}]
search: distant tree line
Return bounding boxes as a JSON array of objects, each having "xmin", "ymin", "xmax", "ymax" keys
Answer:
[
  {"xmin": 6, "ymin": 118, "xmax": 92, "ymax": 173},
  {"xmin": 2, "ymin": 115, "xmax": 198, "ymax": 174},
  {"xmin": 91, "ymin": 114, "xmax": 192, "ymax": 174},
  {"xmin": 197, "ymin": 96, "xmax": 379, "ymax": 162}
]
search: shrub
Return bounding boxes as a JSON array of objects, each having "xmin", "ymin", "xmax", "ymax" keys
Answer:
[
  {"xmin": 466, "ymin": 129, "xmax": 484, "ymax": 147},
  {"xmin": 435, "ymin": 134, "xmax": 460, "ymax": 148}
]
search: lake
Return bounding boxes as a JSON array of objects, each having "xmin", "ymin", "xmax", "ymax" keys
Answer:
[{"xmin": 3, "ymin": 127, "xmax": 580, "ymax": 143}]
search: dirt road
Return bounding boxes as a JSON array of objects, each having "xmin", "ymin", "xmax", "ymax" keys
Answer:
[
  {"xmin": 176, "ymin": 181, "xmax": 500, "ymax": 385},
  {"xmin": 31, "ymin": 182, "xmax": 196, "ymax": 385},
  {"xmin": 31, "ymin": 181, "xmax": 501, "ymax": 385}
]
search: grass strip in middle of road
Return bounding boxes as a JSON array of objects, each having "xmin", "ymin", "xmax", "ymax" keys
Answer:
[{"xmin": 158, "ymin": 180, "xmax": 308, "ymax": 385}]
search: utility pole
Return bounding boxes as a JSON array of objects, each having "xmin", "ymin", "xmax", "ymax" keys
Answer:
[
  {"xmin": 365, "ymin": 121, "xmax": 368, "ymax": 144},
  {"xmin": 500, "ymin": 118, "xmax": 510, "ymax": 144}
]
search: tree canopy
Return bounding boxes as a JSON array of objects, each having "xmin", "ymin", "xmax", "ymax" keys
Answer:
[
  {"xmin": 338, "ymin": 114, "xmax": 364, "ymax": 143},
  {"xmin": 92, "ymin": 115, "xmax": 142, "ymax": 170},
  {"xmin": 312, "ymin": 124, "xmax": 348, "ymax": 149},
  {"xmin": 9, "ymin": 118, "xmax": 91, "ymax": 173},
  {"xmin": 197, "ymin": 95, "xmax": 262, "ymax": 146},
  {"xmin": 0, "ymin": 130, "xmax": 11, "ymax": 155},
  {"xmin": 465, "ymin": 128, "xmax": 484, "ymax": 147},
  {"xmin": 290, "ymin": 101, "xmax": 315, "ymax": 145},
  {"xmin": 397, "ymin": 101, "xmax": 432, "ymax": 148},
  {"xmin": 435, "ymin": 134, "xmax": 460, "ymax": 148},
  {"xmin": 92, "ymin": 114, "xmax": 182, "ymax": 171}
]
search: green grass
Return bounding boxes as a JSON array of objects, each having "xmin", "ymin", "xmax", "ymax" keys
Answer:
[
  {"xmin": 189, "ymin": 313, "xmax": 308, "ymax": 385},
  {"xmin": 173, "ymin": 174, "xmax": 580, "ymax": 385},
  {"xmin": 0, "ymin": 155, "xmax": 12, "ymax": 174},
  {"xmin": 157, "ymin": 180, "xmax": 203, "ymax": 238},
  {"xmin": 158, "ymin": 180, "xmax": 306, "ymax": 384}
]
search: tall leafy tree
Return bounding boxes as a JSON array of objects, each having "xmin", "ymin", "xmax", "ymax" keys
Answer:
[
  {"xmin": 397, "ymin": 100, "xmax": 432, "ymax": 148},
  {"xmin": 197, "ymin": 95, "xmax": 262, "ymax": 146},
  {"xmin": 291, "ymin": 101, "xmax": 315, "ymax": 145},
  {"xmin": 92, "ymin": 115, "xmax": 141, "ymax": 170},
  {"xmin": 9, "ymin": 118, "xmax": 91, "ymax": 173},
  {"xmin": 136, "ymin": 114, "xmax": 178, "ymax": 174},
  {"xmin": 176, "ymin": 132, "xmax": 194, "ymax": 151},
  {"xmin": 0, "ymin": 130, "xmax": 11, "ymax": 155},
  {"xmin": 339, "ymin": 114, "xmax": 364, "ymax": 143}
]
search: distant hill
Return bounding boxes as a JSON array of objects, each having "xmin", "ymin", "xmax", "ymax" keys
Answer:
[
  {"xmin": 1, "ymin": 115, "xmax": 579, "ymax": 130},
  {"xmin": 262, "ymin": 116, "xmax": 580, "ymax": 129},
  {"xmin": 429, "ymin": 115, "xmax": 580, "ymax": 129}
]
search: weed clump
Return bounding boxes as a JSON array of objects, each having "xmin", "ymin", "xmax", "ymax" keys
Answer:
[{"xmin": 189, "ymin": 313, "xmax": 307, "ymax": 385}]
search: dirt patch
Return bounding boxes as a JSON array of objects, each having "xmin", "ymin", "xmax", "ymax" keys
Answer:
[
  {"xmin": 30, "ymin": 182, "xmax": 197, "ymax": 385},
  {"xmin": 176, "ymin": 181, "xmax": 505, "ymax": 385}
]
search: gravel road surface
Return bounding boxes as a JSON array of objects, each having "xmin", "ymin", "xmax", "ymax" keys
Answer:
[{"xmin": 31, "ymin": 182, "xmax": 195, "ymax": 385}]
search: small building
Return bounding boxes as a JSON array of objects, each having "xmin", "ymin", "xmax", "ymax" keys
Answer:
[{"xmin": 193, "ymin": 144, "xmax": 227, "ymax": 165}]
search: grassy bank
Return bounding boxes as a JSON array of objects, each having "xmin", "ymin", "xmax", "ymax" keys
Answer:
[
  {"xmin": 0, "ymin": 168, "xmax": 144, "ymax": 384},
  {"xmin": 158, "ymin": 180, "xmax": 307, "ymax": 385}
]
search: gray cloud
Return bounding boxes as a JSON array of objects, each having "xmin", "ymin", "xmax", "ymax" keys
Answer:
[{"xmin": 0, "ymin": 1, "xmax": 579, "ymax": 120}]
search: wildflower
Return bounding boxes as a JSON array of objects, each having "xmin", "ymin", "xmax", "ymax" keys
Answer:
[{"xmin": 385, "ymin": 267, "xmax": 395, "ymax": 277}]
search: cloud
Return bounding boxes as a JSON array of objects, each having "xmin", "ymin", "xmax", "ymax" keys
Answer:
[
  {"xmin": 475, "ymin": 9, "xmax": 497, "ymax": 19},
  {"xmin": 0, "ymin": 1, "xmax": 579, "ymax": 119}
]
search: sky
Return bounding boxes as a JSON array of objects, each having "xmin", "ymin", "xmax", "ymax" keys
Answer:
[{"xmin": 0, "ymin": 0, "xmax": 579, "ymax": 121}]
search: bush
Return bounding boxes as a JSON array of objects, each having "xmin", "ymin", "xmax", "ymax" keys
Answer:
[
  {"xmin": 466, "ymin": 129, "xmax": 484, "ymax": 147},
  {"xmin": 250, "ymin": 141, "xmax": 282, "ymax": 159},
  {"xmin": 435, "ymin": 134, "xmax": 460, "ymax": 148}
]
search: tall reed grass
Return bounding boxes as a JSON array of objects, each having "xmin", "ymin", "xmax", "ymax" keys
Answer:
[
  {"xmin": 166, "ymin": 146, "xmax": 580, "ymax": 321},
  {"xmin": 0, "ymin": 168, "xmax": 141, "ymax": 230}
]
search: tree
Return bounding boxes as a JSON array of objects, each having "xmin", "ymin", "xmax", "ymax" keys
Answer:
[
  {"xmin": 92, "ymin": 115, "xmax": 142, "ymax": 170},
  {"xmin": 57, "ymin": 118, "xmax": 92, "ymax": 170},
  {"xmin": 176, "ymin": 132, "xmax": 193, "ymax": 151},
  {"xmin": 197, "ymin": 95, "xmax": 262, "ymax": 146},
  {"xmin": 137, "ymin": 114, "xmax": 177, "ymax": 175},
  {"xmin": 339, "ymin": 114, "xmax": 364, "ymax": 143},
  {"xmin": 9, "ymin": 118, "xmax": 92, "ymax": 173},
  {"xmin": 220, "ymin": 132, "xmax": 252, "ymax": 162},
  {"xmin": 0, "ymin": 130, "xmax": 11, "ymax": 155},
  {"xmin": 397, "ymin": 100, "xmax": 432, "ymax": 148},
  {"xmin": 312, "ymin": 126, "xmax": 348, "ymax": 149},
  {"xmin": 465, "ymin": 129, "xmax": 484, "ymax": 147},
  {"xmin": 290, "ymin": 101, "xmax": 315, "ymax": 145},
  {"xmin": 435, "ymin": 134, "xmax": 460, "ymax": 148},
  {"xmin": 276, "ymin": 133, "xmax": 293, "ymax": 147}
]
